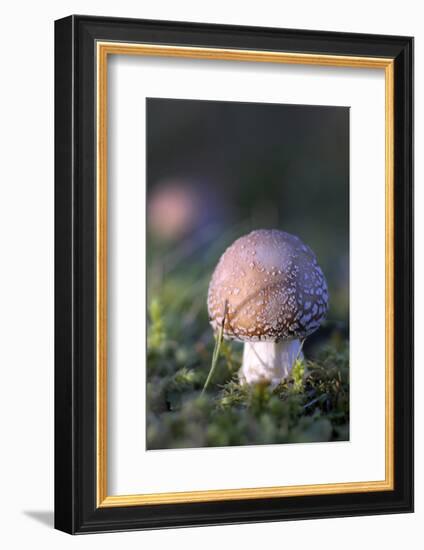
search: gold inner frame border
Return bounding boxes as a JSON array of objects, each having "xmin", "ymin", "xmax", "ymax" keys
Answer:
[{"xmin": 96, "ymin": 42, "xmax": 395, "ymax": 508}]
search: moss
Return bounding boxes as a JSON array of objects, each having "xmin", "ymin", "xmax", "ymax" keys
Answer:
[{"xmin": 146, "ymin": 328, "xmax": 349, "ymax": 449}]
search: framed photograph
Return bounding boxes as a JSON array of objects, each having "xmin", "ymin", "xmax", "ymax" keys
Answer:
[{"xmin": 54, "ymin": 15, "xmax": 413, "ymax": 534}]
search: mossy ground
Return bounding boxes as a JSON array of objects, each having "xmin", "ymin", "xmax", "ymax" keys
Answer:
[{"xmin": 146, "ymin": 297, "xmax": 349, "ymax": 450}]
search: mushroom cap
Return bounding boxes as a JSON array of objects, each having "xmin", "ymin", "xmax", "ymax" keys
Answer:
[{"xmin": 207, "ymin": 229, "xmax": 328, "ymax": 342}]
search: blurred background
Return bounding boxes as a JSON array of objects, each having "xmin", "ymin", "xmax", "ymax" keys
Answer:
[{"xmin": 146, "ymin": 97, "xmax": 349, "ymax": 449}]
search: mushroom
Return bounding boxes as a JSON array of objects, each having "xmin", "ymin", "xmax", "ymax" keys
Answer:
[{"xmin": 207, "ymin": 229, "xmax": 329, "ymax": 386}]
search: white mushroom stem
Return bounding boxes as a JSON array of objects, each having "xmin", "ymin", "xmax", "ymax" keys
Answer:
[{"xmin": 239, "ymin": 340, "xmax": 303, "ymax": 387}]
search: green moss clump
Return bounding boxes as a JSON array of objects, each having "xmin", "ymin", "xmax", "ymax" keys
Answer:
[{"xmin": 146, "ymin": 323, "xmax": 349, "ymax": 449}]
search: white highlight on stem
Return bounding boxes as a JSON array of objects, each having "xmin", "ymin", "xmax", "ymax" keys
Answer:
[{"xmin": 239, "ymin": 339, "xmax": 303, "ymax": 387}]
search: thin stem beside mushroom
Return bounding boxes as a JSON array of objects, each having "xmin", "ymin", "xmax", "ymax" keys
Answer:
[{"xmin": 201, "ymin": 300, "xmax": 228, "ymax": 395}]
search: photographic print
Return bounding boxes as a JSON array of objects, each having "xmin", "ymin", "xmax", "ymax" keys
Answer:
[{"xmin": 146, "ymin": 98, "xmax": 349, "ymax": 450}]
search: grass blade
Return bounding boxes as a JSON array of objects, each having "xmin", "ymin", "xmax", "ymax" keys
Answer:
[{"xmin": 201, "ymin": 301, "xmax": 228, "ymax": 395}]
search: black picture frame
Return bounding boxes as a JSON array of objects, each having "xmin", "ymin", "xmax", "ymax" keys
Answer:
[{"xmin": 55, "ymin": 14, "xmax": 414, "ymax": 534}]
